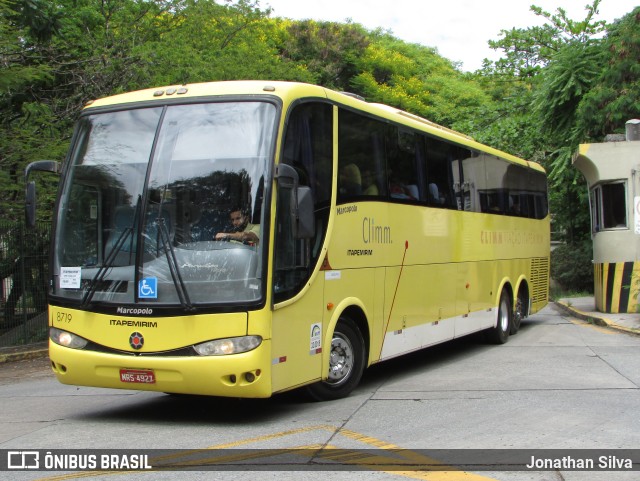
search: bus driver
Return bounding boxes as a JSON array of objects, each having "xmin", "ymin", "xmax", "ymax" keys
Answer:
[{"xmin": 215, "ymin": 208, "xmax": 260, "ymax": 244}]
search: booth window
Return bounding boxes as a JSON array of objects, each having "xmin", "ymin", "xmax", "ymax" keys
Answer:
[{"xmin": 591, "ymin": 181, "xmax": 627, "ymax": 232}]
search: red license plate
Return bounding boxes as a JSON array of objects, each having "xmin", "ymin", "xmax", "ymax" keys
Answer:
[{"xmin": 119, "ymin": 369, "xmax": 156, "ymax": 384}]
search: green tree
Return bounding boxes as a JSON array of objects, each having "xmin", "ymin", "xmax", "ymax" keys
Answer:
[
  {"xmin": 486, "ymin": 0, "xmax": 606, "ymax": 77},
  {"xmin": 278, "ymin": 19, "xmax": 369, "ymax": 89},
  {"xmin": 478, "ymin": 1, "xmax": 630, "ymax": 243},
  {"xmin": 577, "ymin": 7, "xmax": 640, "ymax": 139},
  {"xmin": 535, "ymin": 40, "xmax": 605, "ymax": 138},
  {"xmin": 138, "ymin": 0, "xmax": 309, "ymax": 85},
  {"xmin": 0, "ymin": 0, "xmax": 184, "ymax": 221},
  {"xmin": 351, "ymin": 32, "xmax": 490, "ymax": 126},
  {"xmin": 0, "ymin": 0, "xmax": 57, "ymax": 220},
  {"xmin": 531, "ymin": 38, "xmax": 605, "ymax": 243}
]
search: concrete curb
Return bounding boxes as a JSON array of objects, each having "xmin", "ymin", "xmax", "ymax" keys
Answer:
[
  {"xmin": 554, "ymin": 301, "xmax": 640, "ymax": 336},
  {"xmin": 0, "ymin": 342, "xmax": 49, "ymax": 364}
]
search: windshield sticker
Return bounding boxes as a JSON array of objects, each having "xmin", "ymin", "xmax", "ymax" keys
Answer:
[
  {"xmin": 60, "ymin": 267, "xmax": 81, "ymax": 289},
  {"xmin": 138, "ymin": 278, "xmax": 158, "ymax": 299},
  {"xmin": 310, "ymin": 323, "xmax": 322, "ymax": 355}
]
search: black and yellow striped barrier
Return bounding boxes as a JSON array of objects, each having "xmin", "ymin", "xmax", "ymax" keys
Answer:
[{"xmin": 594, "ymin": 262, "xmax": 640, "ymax": 313}]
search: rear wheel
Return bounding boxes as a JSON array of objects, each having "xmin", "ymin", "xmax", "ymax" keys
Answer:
[
  {"xmin": 511, "ymin": 289, "xmax": 527, "ymax": 334},
  {"xmin": 305, "ymin": 318, "xmax": 365, "ymax": 401},
  {"xmin": 486, "ymin": 289, "xmax": 511, "ymax": 344}
]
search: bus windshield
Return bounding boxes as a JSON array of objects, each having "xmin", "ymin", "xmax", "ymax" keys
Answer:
[{"xmin": 53, "ymin": 101, "xmax": 276, "ymax": 308}]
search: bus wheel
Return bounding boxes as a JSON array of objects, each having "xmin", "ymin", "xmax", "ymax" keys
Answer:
[
  {"xmin": 486, "ymin": 289, "xmax": 511, "ymax": 344},
  {"xmin": 305, "ymin": 318, "xmax": 365, "ymax": 401},
  {"xmin": 511, "ymin": 290, "xmax": 527, "ymax": 335}
]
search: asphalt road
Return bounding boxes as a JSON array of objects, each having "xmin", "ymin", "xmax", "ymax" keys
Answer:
[
  {"xmin": 0, "ymin": 356, "xmax": 51, "ymax": 386},
  {"xmin": 0, "ymin": 303, "xmax": 639, "ymax": 481}
]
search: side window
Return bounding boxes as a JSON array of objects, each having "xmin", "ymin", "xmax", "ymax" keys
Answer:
[
  {"xmin": 504, "ymin": 164, "xmax": 547, "ymax": 218},
  {"xmin": 528, "ymin": 170, "xmax": 549, "ymax": 220},
  {"xmin": 479, "ymin": 156, "xmax": 549, "ymax": 219},
  {"xmin": 281, "ymin": 104, "xmax": 332, "ymax": 206},
  {"xmin": 274, "ymin": 102, "xmax": 333, "ymax": 303},
  {"xmin": 338, "ymin": 109, "xmax": 387, "ymax": 201},
  {"xmin": 481, "ymin": 155, "xmax": 510, "ymax": 215},
  {"xmin": 423, "ymin": 136, "xmax": 456, "ymax": 209},
  {"xmin": 453, "ymin": 148, "xmax": 476, "ymax": 212},
  {"xmin": 591, "ymin": 182, "xmax": 627, "ymax": 232},
  {"xmin": 387, "ymin": 128, "xmax": 421, "ymax": 201},
  {"xmin": 462, "ymin": 150, "xmax": 492, "ymax": 212}
]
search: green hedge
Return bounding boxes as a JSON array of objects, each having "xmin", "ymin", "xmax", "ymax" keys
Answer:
[{"xmin": 551, "ymin": 240, "xmax": 594, "ymax": 293}]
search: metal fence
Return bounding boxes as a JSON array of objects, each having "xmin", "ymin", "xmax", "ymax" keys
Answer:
[{"xmin": 0, "ymin": 221, "xmax": 51, "ymax": 348}]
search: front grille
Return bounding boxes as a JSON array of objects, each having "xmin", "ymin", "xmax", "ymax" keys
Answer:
[{"xmin": 84, "ymin": 341, "xmax": 197, "ymax": 357}]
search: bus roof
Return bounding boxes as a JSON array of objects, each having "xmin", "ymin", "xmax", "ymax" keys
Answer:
[{"xmin": 84, "ymin": 80, "xmax": 545, "ymax": 174}]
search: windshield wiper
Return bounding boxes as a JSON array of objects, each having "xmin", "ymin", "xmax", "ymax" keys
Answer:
[
  {"xmin": 81, "ymin": 226, "xmax": 133, "ymax": 307},
  {"xmin": 156, "ymin": 216, "xmax": 194, "ymax": 312},
  {"xmin": 81, "ymin": 200, "xmax": 141, "ymax": 308}
]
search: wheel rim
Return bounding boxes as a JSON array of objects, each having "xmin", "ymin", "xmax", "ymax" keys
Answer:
[
  {"xmin": 499, "ymin": 296, "xmax": 510, "ymax": 332},
  {"xmin": 327, "ymin": 332, "xmax": 354, "ymax": 385}
]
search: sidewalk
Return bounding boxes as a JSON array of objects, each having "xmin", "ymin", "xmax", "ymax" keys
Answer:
[
  {"xmin": 0, "ymin": 341, "xmax": 48, "ymax": 364},
  {"xmin": 555, "ymin": 296, "xmax": 640, "ymax": 335}
]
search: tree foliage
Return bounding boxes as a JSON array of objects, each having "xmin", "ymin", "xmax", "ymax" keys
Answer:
[
  {"xmin": 577, "ymin": 7, "xmax": 640, "ymax": 139},
  {"xmin": 551, "ymin": 240, "xmax": 594, "ymax": 292},
  {"xmin": 351, "ymin": 33, "xmax": 489, "ymax": 126},
  {"xmin": 486, "ymin": 0, "xmax": 607, "ymax": 76},
  {"xmin": 278, "ymin": 19, "xmax": 369, "ymax": 89},
  {"xmin": 478, "ymin": 1, "xmax": 638, "ymax": 244}
]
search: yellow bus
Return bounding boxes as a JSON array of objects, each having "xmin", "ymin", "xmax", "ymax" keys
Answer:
[{"xmin": 27, "ymin": 81, "xmax": 549, "ymax": 400}]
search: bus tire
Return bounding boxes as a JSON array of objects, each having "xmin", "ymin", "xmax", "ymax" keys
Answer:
[
  {"xmin": 511, "ymin": 289, "xmax": 527, "ymax": 334},
  {"xmin": 486, "ymin": 289, "xmax": 511, "ymax": 344},
  {"xmin": 305, "ymin": 318, "xmax": 366, "ymax": 401}
]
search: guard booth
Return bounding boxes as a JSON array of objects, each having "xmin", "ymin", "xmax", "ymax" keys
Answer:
[{"xmin": 573, "ymin": 120, "xmax": 640, "ymax": 313}]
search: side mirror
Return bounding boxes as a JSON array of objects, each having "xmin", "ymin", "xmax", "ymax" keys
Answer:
[
  {"xmin": 24, "ymin": 160, "xmax": 61, "ymax": 228},
  {"xmin": 25, "ymin": 160, "xmax": 61, "ymax": 179},
  {"xmin": 275, "ymin": 164, "xmax": 315, "ymax": 239}
]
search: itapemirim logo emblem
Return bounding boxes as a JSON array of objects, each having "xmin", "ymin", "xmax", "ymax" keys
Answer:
[{"xmin": 129, "ymin": 332, "xmax": 144, "ymax": 350}]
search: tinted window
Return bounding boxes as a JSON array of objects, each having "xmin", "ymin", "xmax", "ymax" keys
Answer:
[
  {"xmin": 275, "ymin": 102, "xmax": 333, "ymax": 302},
  {"xmin": 423, "ymin": 136, "xmax": 457, "ymax": 209},
  {"xmin": 475, "ymin": 154, "xmax": 548, "ymax": 219},
  {"xmin": 338, "ymin": 109, "xmax": 388, "ymax": 201},
  {"xmin": 336, "ymin": 108, "xmax": 547, "ymax": 219},
  {"xmin": 388, "ymin": 128, "xmax": 421, "ymax": 201}
]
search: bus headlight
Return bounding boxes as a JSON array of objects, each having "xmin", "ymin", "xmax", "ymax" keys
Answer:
[
  {"xmin": 50, "ymin": 327, "xmax": 89, "ymax": 349},
  {"xmin": 193, "ymin": 336, "xmax": 262, "ymax": 356}
]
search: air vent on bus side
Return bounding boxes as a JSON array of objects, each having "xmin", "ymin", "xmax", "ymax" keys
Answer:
[{"xmin": 530, "ymin": 257, "xmax": 550, "ymax": 303}]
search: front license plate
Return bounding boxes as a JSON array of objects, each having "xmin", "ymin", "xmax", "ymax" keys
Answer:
[{"xmin": 119, "ymin": 369, "xmax": 156, "ymax": 384}]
